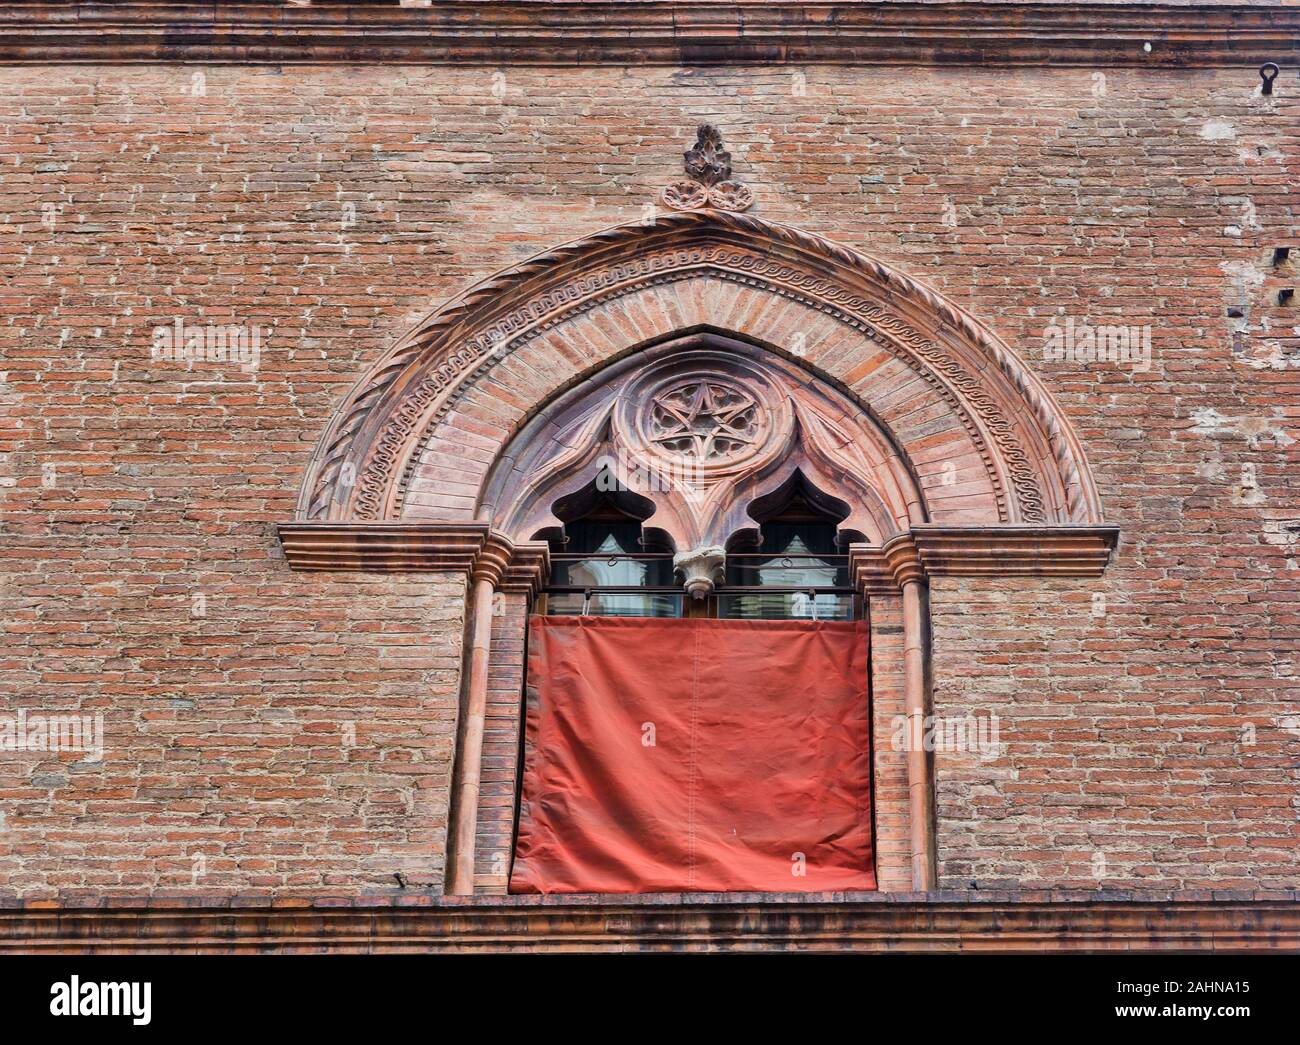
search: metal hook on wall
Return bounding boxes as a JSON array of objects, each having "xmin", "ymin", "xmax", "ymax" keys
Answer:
[{"xmin": 1259, "ymin": 63, "xmax": 1280, "ymax": 96}]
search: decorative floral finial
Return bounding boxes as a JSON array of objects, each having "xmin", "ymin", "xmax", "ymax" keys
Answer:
[
  {"xmin": 684, "ymin": 124, "xmax": 731, "ymax": 186},
  {"xmin": 661, "ymin": 124, "xmax": 754, "ymax": 213}
]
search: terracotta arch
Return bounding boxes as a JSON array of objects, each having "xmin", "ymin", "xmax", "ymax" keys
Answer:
[
  {"xmin": 293, "ymin": 209, "xmax": 1103, "ymax": 530},
  {"xmin": 478, "ymin": 330, "xmax": 929, "ymax": 555},
  {"xmin": 279, "ymin": 209, "xmax": 1119, "ymax": 899}
]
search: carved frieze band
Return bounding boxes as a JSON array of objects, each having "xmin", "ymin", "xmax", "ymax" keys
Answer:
[
  {"xmin": 848, "ymin": 526, "xmax": 1120, "ymax": 594},
  {"xmin": 300, "ymin": 212, "xmax": 1096, "ymax": 528}
]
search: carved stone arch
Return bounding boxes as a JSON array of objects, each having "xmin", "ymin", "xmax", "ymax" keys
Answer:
[
  {"xmin": 480, "ymin": 331, "xmax": 924, "ymax": 557},
  {"xmin": 292, "ymin": 209, "xmax": 1104, "ymax": 531},
  {"xmin": 279, "ymin": 206, "xmax": 1118, "ymax": 899}
]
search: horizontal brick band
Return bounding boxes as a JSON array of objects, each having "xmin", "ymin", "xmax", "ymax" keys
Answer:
[
  {"xmin": 1, "ymin": 893, "xmax": 1296, "ymax": 953},
  {"xmin": 1, "ymin": 3, "xmax": 1294, "ymax": 67}
]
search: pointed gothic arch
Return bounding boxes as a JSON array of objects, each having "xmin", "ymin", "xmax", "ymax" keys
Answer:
[
  {"xmin": 278, "ymin": 208, "xmax": 1118, "ymax": 899},
  {"xmin": 479, "ymin": 330, "xmax": 922, "ymax": 555},
  {"xmin": 291, "ymin": 209, "xmax": 1103, "ymax": 532}
]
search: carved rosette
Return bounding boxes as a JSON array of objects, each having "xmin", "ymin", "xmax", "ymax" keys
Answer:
[
  {"xmin": 707, "ymin": 181, "xmax": 755, "ymax": 212},
  {"xmin": 661, "ymin": 180, "xmax": 710, "ymax": 211},
  {"xmin": 613, "ymin": 353, "xmax": 790, "ymax": 489},
  {"xmin": 648, "ymin": 381, "xmax": 758, "ymax": 460}
]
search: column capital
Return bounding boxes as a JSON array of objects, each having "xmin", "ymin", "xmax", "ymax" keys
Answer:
[{"xmin": 477, "ymin": 534, "xmax": 551, "ymax": 597}]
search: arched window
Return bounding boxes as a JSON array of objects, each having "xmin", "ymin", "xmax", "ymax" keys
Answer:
[
  {"xmin": 286, "ymin": 205, "xmax": 1113, "ymax": 901},
  {"xmin": 542, "ymin": 473, "xmax": 680, "ymax": 618},
  {"xmin": 721, "ymin": 474, "xmax": 859, "ymax": 621},
  {"xmin": 540, "ymin": 468, "xmax": 860, "ymax": 621}
]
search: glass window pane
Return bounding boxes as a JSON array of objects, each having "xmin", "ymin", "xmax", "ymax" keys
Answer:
[
  {"xmin": 544, "ymin": 592, "xmax": 587, "ymax": 616},
  {"xmin": 560, "ymin": 519, "xmax": 643, "ymax": 555},
  {"xmin": 716, "ymin": 592, "xmax": 854, "ymax": 621},
  {"xmin": 587, "ymin": 593, "xmax": 683, "ymax": 618},
  {"xmin": 726, "ymin": 540, "xmax": 849, "ymax": 588},
  {"xmin": 550, "ymin": 554, "xmax": 675, "ymax": 587},
  {"xmin": 759, "ymin": 521, "xmax": 840, "ymax": 556},
  {"xmin": 727, "ymin": 558, "xmax": 842, "ymax": 587},
  {"xmin": 544, "ymin": 592, "xmax": 683, "ymax": 618}
]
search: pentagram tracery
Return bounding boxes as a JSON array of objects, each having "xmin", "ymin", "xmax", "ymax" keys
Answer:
[{"xmin": 648, "ymin": 380, "xmax": 760, "ymax": 462}]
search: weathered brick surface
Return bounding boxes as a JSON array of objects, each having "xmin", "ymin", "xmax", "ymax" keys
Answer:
[
  {"xmin": 0, "ymin": 63, "xmax": 1296, "ymax": 896},
  {"xmin": 869, "ymin": 594, "xmax": 911, "ymax": 892},
  {"xmin": 0, "ymin": 564, "xmax": 466, "ymax": 895}
]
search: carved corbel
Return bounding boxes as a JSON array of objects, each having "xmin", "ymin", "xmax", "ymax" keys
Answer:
[{"xmin": 673, "ymin": 545, "xmax": 727, "ymax": 600}]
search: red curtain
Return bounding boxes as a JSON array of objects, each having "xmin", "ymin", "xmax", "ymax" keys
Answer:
[{"xmin": 509, "ymin": 616, "xmax": 875, "ymax": 894}]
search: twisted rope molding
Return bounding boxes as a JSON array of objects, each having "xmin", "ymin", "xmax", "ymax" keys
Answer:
[
  {"xmin": 298, "ymin": 211, "xmax": 1100, "ymax": 526},
  {"xmin": 390, "ymin": 260, "xmax": 1012, "ymax": 523}
]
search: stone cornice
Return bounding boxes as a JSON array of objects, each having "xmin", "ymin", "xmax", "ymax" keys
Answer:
[
  {"xmin": 473, "ymin": 533, "xmax": 551, "ymax": 595},
  {"xmin": 0, "ymin": 3, "xmax": 1294, "ymax": 68},
  {"xmin": 913, "ymin": 523, "xmax": 1120, "ymax": 577},
  {"xmin": 278, "ymin": 520, "xmax": 489, "ymax": 572},
  {"xmin": 276, "ymin": 521, "xmax": 549, "ymax": 590},
  {"xmin": 500, "ymin": 540, "xmax": 551, "ymax": 597},
  {"xmin": 1, "ymin": 894, "xmax": 1296, "ymax": 953},
  {"xmin": 849, "ymin": 524, "xmax": 1119, "ymax": 593}
]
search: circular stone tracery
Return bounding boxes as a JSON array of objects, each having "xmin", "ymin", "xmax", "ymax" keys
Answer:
[
  {"xmin": 613, "ymin": 352, "xmax": 790, "ymax": 485},
  {"xmin": 647, "ymin": 379, "xmax": 760, "ymax": 462}
]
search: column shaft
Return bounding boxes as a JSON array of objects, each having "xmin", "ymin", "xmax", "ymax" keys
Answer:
[
  {"xmin": 901, "ymin": 577, "xmax": 938, "ymax": 891},
  {"xmin": 447, "ymin": 574, "xmax": 496, "ymax": 895}
]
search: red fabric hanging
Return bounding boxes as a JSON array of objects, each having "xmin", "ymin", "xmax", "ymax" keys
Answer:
[{"xmin": 509, "ymin": 615, "xmax": 875, "ymax": 894}]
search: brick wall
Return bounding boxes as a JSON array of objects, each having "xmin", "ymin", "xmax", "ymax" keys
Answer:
[
  {"xmin": 0, "ymin": 62, "xmax": 1295, "ymax": 896},
  {"xmin": 869, "ymin": 594, "xmax": 912, "ymax": 892}
]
